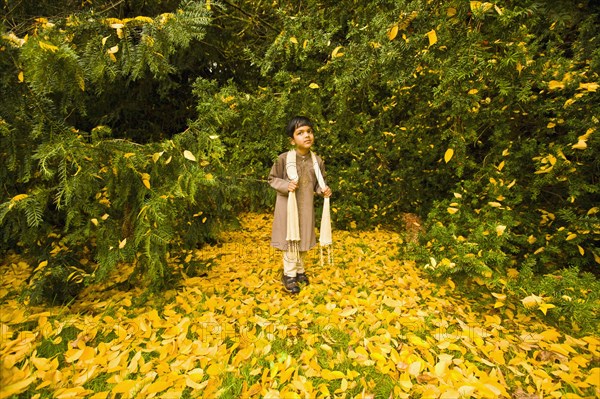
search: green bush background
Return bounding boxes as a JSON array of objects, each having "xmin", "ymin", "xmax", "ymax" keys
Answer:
[{"xmin": 1, "ymin": 0, "xmax": 598, "ymax": 333}]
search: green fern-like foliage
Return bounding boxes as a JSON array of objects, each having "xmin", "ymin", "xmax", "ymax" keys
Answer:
[{"xmin": 0, "ymin": 1, "xmax": 227, "ymax": 300}]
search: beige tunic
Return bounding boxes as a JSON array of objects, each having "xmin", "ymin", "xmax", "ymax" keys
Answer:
[{"xmin": 269, "ymin": 151, "xmax": 326, "ymax": 251}]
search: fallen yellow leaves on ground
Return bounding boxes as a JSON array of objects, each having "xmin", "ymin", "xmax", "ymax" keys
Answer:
[{"xmin": 1, "ymin": 213, "xmax": 598, "ymax": 398}]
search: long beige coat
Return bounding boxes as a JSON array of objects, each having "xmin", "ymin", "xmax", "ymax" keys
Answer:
[{"xmin": 269, "ymin": 151, "xmax": 326, "ymax": 251}]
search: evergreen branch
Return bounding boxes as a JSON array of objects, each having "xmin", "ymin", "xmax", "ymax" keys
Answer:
[
  {"xmin": 95, "ymin": 0, "xmax": 127, "ymax": 16},
  {"xmin": 218, "ymin": 0, "xmax": 279, "ymax": 33}
]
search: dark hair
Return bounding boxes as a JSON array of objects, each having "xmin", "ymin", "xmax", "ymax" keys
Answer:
[{"xmin": 285, "ymin": 116, "xmax": 313, "ymax": 138}]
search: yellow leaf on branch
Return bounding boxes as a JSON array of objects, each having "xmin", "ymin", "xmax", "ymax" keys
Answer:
[
  {"xmin": 183, "ymin": 150, "xmax": 197, "ymax": 161},
  {"xmin": 38, "ymin": 40, "xmax": 59, "ymax": 52},
  {"xmin": 426, "ymin": 29, "xmax": 437, "ymax": 47},
  {"xmin": 141, "ymin": 173, "xmax": 151, "ymax": 189},
  {"xmin": 387, "ymin": 25, "xmax": 399, "ymax": 41},
  {"xmin": 444, "ymin": 148, "xmax": 454, "ymax": 163},
  {"xmin": 331, "ymin": 46, "xmax": 344, "ymax": 58}
]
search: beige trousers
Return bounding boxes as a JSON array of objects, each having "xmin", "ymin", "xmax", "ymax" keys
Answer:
[{"xmin": 283, "ymin": 251, "xmax": 306, "ymax": 277}]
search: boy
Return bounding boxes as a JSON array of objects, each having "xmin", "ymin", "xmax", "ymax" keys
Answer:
[{"xmin": 268, "ymin": 116, "xmax": 332, "ymax": 294}]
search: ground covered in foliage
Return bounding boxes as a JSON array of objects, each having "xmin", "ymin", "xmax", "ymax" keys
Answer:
[{"xmin": 1, "ymin": 213, "xmax": 599, "ymax": 399}]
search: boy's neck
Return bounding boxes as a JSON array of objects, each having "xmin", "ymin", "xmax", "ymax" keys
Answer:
[{"xmin": 295, "ymin": 148, "xmax": 310, "ymax": 156}]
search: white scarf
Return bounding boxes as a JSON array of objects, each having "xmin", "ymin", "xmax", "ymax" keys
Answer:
[{"xmin": 286, "ymin": 150, "xmax": 333, "ymax": 266}]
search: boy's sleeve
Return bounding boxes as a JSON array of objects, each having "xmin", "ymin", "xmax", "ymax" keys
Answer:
[{"xmin": 268, "ymin": 156, "xmax": 290, "ymax": 195}]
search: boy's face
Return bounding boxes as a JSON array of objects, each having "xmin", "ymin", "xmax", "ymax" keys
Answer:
[{"xmin": 290, "ymin": 125, "xmax": 314, "ymax": 153}]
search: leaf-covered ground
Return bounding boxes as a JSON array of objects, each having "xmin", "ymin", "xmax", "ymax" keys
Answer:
[{"xmin": 1, "ymin": 213, "xmax": 599, "ymax": 399}]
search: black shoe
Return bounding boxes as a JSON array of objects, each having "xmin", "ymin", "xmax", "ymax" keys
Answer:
[
  {"xmin": 296, "ymin": 272, "xmax": 309, "ymax": 285},
  {"xmin": 281, "ymin": 274, "xmax": 300, "ymax": 294}
]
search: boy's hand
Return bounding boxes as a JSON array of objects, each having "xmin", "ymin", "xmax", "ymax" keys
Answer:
[
  {"xmin": 323, "ymin": 186, "xmax": 332, "ymax": 198},
  {"xmin": 288, "ymin": 180, "xmax": 299, "ymax": 192}
]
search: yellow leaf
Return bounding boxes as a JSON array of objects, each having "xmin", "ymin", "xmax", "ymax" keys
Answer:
[
  {"xmin": 18, "ymin": 71, "xmax": 24, "ymax": 82},
  {"xmin": 566, "ymin": 233, "xmax": 577, "ymax": 241},
  {"xmin": 38, "ymin": 40, "xmax": 59, "ymax": 52},
  {"xmin": 470, "ymin": 1, "xmax": 493, "ymax": 13},
  {"xmin": 107, "ymin": 44, "xmax": 119, "ymax": 54},
  {"xmin": 0, "ymin": 376, "xmax": 36, "ymax": 398},
  {"xmin": 321, "ymin": 369, "xmax": 345, "ymax": 380},
  {"xmin": 33, "ymin": 260, "xmax": 49, "ymax": 273},
  {"xmin": 572, "ymin": 140, "xmax": 587, "ymax": 150},
  {"xmin": 522, "ymin": 294, "xmax": 543, "ymax": 308},
  {"xmin": 387, "ymin": 25, "xmax": 399, "ymax": 41},
  {"xmin": 119, "ymin": 238, "xmax": 127, "ymax": 249},
  {"xmin": 111, "ymin": 381, "xmax": 138, "ymax": 395},
  {"xmin": 564, "ymin": 98, "xmax": 575, "ymax": 108},
  {"xmin": 309, "ymin": 83, "xmax": 320, "ymax": 89},
  {"xmin": 444, "ymin": 148, "xmax": 454, "ymax": 163},
  {"xmin": 279, "ymin": 367, "xmax": 295, "ymax": 384},
  {"xmin": 339, "ymin": 307, "xmax": 358, "ymax": 317},
  {"xmin": 447, "ymin": 7, "xmax": 457, "ymax": 17},
  {"xmin": 338, "ymin": 378, "xmax": 348, "ymax": 392},
  {"xmin": 588, "ymin": 207, "xmax": 599, "ymax": 215},
  {"xmin": 488, "ymin": 201, "xmax": 502, "ymax": 207},
  {"xmin": 426, "ymin": 30, "xmax": 437, "ymax": 47},
  {"xmin": 407, "ymin": 361, "xmax": 422, "ymax": 376},
  {"xmin": 547, "ymin": 122, "xmax": 556, "ymax": 128},
  {"xmin": 54, "ymin": 387, "xmax": 94, "ymax": 398},
  {"xmin": 539, "ymin": 303, "xmax": 556, "ymax": 315},
  {"xmin": 205, "ymin": 173, "xmax": 213, "ymax": 180},
  {"xmin": 585, "ymin": 368, "xmax": 600, "ymax": 387},
  {"xmin": 152, "ymin": 151, "xmax": 163, "ymax": 163},
  {"xmin": 497, "ymin": 160, "xmax": 505, "ymax": 171},
  {"xmin": 320, "ymin": 343, "xmax": 333, "ymax": 352},
  {"xmin": 579, "ymin": 127, "xmax": 595, "ymax": 141},
  {"xmin": 141, "ymin": 173, "xmax": 151, "ymax": 189},
  {"xmin": 399, "ymin": 372, "xmax": 412, "ymax": 391},
  {"xmin": 548, "ymin": 80, "xmax": 565, "ymax": 90},
  {"xmin": 496, "ymin": 225, "xmax": 506, "ymax": 236},
  {"xmin": 206, "ymin": 363, "xmax": 223, "ymax": 376},
  {"xmin": 183, "ymin": 150, "xmax": 197, "ymax": 161},
  {"xmin": 290, "ymin": 36, "xmax": 298, "ymax": 44},
  {"xmin": 134, "ymin": 16, "xmax": 154, "ymax": 24},
  {"xmin": 331, "ymin": 46, "xmax": 344, "ymax": 58},
  {"xmin": 146, "ymin": 379, "xmax": 171, "ymax": 394},
  {"xmin": 12, "ymin": 193, "xmax": 29, "ymax": 202},
  {"xmin": 579, "ymin": 82, "xmax": 598, "ymax": 92},
  {"xmin": 408, "ymin": 334, "xmax": 430, "ymax": 349},
  {"xmin": 123, "ymin": 152, "xmax": 135, "ymax": 158},
  {"xmin": 492, "ymin": 292, "xmax": 506, "ymax": 301},
  {"xmin": 577, "ymin": 245, "xmax": 584, "ymax": 256},
  {"xmin": 447, "ymin": 207, "xmax": 458, "ymax": 214}
]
